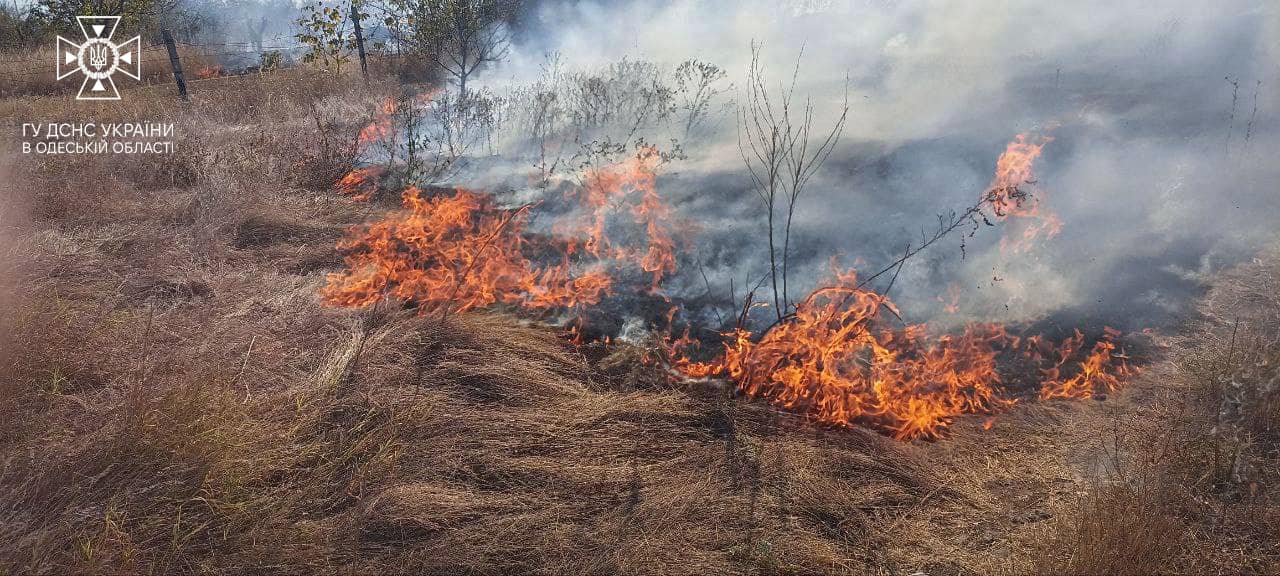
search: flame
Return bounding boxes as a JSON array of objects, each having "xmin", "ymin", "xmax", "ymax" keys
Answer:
[
  {"xmin": 668, "ymin": 273, "xmax": 1136, "ymax": 439},
  {"xmin": 321, "ymin": 187, "xmax": 611, "ymax": 314},
  {"xmin": 319, "ymin": 126, "xmax": 1136, "ymax": 441},
  {"xmin": 336, "ymin": 166, "xmax": 385, "ymax": 201},
  {"xmin": 324, "ymin": 146, "xmax": 683, "ymax": 319},
  {"xmin": 938, "ymin": 283, "xmax": 962, "ymax": 315},
  {"xmin": 633, "ymin": 173, "xmax": 679, "ymax": 291},
  {"xmin": 985, "ymin": 132, "xmax": 1062, "ymax": 253},
  {"xmin": 358, "ymin": 97, "xmax": 398, "ymax": 149},
  {"xmin": 564, "ymin": 147, "xmax": 685, "ymax": 292},
  {"xmin": 670, "ymin": 270, "xmax": 1017, "ymax": 440},
  {"xmin": 356, "ymin": 92, "xmax": 440, "ymax": 152},
  {"xmin": 1037, "ymin": 327, "xmax": 1133, "ymax": 400},
  {"xmin": 195, "ymin": 64, "xmax": 223, "ymax": 80}
]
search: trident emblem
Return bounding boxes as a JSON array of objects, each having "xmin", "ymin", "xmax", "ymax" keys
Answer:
[
  {"xmin": 88, "ymin": 44, "xmax": 109, "ymax": 70},
  {"xmin": 56, "ymin": 16, "xmax": 141, "ymax": 101}
]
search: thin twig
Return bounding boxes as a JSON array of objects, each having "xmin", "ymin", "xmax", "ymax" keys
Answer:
[
  {"xmin": 696, "ymin": 255, "xmax": 726, "ymax": 328},
  {"xmin": 757, "ymin": 195, "xmax": 991, "ymax": 339}
]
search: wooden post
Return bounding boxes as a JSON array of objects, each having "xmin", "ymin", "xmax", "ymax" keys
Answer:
[
  {"xmin": 161, "ymin": 29, "xmax": 188, "ymax": 101},
  {"xmin": 350, "ymin": 0, "xmax": 368, "ymax": 79}
]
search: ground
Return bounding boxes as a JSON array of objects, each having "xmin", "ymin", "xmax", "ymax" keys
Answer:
[{"xmin": 1, "ymin": 70, "xmax": 1276, "ymax": 575}]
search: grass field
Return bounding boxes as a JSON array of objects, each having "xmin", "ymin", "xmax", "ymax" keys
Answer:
[{"xmin": 1, "ymin": 60, "xmax": 1277, "ymax": 575}]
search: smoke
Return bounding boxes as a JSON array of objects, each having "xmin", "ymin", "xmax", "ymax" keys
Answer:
[
  {"xmin": 178, "ymin": 0, "xmax": 303, "ymax": 68},
  {"xmin": 467, "ymin": 0, "xmax": 1279, "ymax": 331}
]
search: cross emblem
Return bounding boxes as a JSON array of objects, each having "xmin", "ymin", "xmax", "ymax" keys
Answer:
[{"xmin": 56, "ymin": 16, "xmax": 141, "ymax": 101}]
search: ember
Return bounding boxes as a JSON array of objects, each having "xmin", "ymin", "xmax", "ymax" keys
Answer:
[
  {"xmin": 336, "ymin": 166, "xmax": 384, "ymax": 201},
  {"xmin": 195, "ymin": 64, "xmax": 223, "ymax": 79}
]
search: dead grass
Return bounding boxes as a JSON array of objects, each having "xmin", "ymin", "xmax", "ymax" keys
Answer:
[{"xmin": 1030, "ymin": 248, "xmax": 1280, "ymax": 575}]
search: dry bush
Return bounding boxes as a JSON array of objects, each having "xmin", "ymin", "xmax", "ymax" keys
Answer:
[
  {"xmin": 290, "ymin": 93, "xmax": 368, "ymax": 190},
  {"xmin": 496, "ymin": 55, "xmax": 730, "ymax": 183},
  {"xmin": 1031, "ymin": 411, "xmax": 1187, "ymax": 575}
]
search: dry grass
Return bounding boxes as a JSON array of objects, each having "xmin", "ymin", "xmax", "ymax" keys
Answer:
[
  {"xmin": 1, "ymin": 56, "xmax": 1278, "ymax": 575},
  {"xmin": 1030, "ymin": 249, "xmax": 1280, "ymax": 575}
]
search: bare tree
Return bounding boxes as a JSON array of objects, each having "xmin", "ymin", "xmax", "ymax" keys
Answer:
[
  {"xmin": 407, "ymin": 0, "xmax": 515, "ymax": 100},
  {"xmin": 738, "ymin": 43, "xmax": 848, "ymax": 319}
]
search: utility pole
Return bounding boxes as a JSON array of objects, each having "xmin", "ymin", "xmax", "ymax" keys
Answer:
[
  {"xmin": 350, "ymin": 0, "xmax": 368, "ymax": 80},
  {"xmin": 160, "ymin": 29, "xmax": 188, "ymax": 101}
]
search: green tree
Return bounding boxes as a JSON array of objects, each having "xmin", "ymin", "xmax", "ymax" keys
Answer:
[
  {"xmin": 400, "ymin": 0, "xmax": 516, "ymax": 99},
  {"xmin": 295, "ymin": 0, "xmax": 361, "ymax": 76},
  {"xmin": 0, "ymin": 3, "xmax": 42, "ymax": 48},
  {"xmin": 30, "ymin": 0, "xmax": 188, "ymax": 40}
]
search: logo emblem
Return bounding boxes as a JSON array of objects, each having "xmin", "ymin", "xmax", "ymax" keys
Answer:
[{"xmin": 56, "ymin": 16, "xmax": 141, "ymax": 101}]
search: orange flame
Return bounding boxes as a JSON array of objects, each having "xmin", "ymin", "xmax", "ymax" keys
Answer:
[
  {"xmin": 564, "ymin": 146, "xmax": 685, "ymax": 292},
  {"xmin": 324, "ymin": 146, "xmax": 683, "ymax": 319},
  {"xmin": 670, "ymin": 270, "xmax": 1016, "ymax": 440},
  {"xmin": 938, "ymin": 283, "xmax": 962, "ymax": 315},
  {"xmin": 668, "ymin": 273, "xmax": 1136, "ymax": 439},
  {"xmin": 1037, "ymin": 326, "xmax": 1133, "ymax": 400},
  {"xmin": 195, "ymin": 64, "xmax": 223, "ymax": 80},
  {"xmin": 357, "ymin": 97, "xmax": 398, "ymax": 149},
  {"xmin": 320, "ymin": 127, "xmax": 1136, "ymax": 441},
  {"xmin": 633, "ymin": 171, "xmax": 679, "ymax": 291},
  {"xmin": 336, "ymin": 166, "xmax": 385, "ymax": 201},
  {"xmin": 321, "ymin": 187, "xmax": 611, "ymax": 314},
  {"xmin": 986, "ymin": 132, "xmax": 1061, "ymax": 253}
]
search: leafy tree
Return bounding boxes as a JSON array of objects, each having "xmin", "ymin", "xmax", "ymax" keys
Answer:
[
  {"xmin": 29, "ymin": 0, "xmax": 189, "ymax": 40},
  {"xmin": 295, "ymin": 0, "xmax": 361, "ymax": 76},
  {"xmin": 0, "ymin": 3, "xmax": 42, "ymax": 48},
  {"xmin": 401, "ymin": 0, "xmax": 516, "ymax": 99}
]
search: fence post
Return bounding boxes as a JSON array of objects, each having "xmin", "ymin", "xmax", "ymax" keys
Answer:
[
  {"xmin": 160, "ymin": 29, "xmax": 188, "ymax": 101},
  {"xmin": 350, "ymin": 0, "xmax": 368, "ymax": 80}
]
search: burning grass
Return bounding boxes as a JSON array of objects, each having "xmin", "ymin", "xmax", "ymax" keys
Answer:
[
  {"xmin": 668, "ymin": 270, "xmax": 1134, "ymax": 440},
  {"xmin": 322, "ymin": 186, "xmax": 612, "ymax": 315},
  {"xmin": 0, "ymin": 246, "xmax": 949, "ymax": 574},
  {"xmin": 670, "ymin": 273, "xmax": 1014, "ymax": 440},
  {"xmin": 322, "ymin": 132, "xmax": 1136, "ymax": 441}
]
